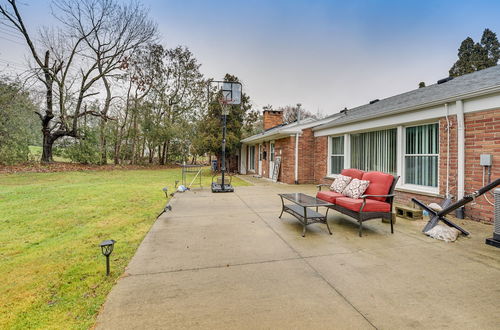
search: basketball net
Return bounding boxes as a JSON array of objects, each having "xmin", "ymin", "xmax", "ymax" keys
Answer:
[{"xmin": 218, "ymin": 96, "xmax": 232, "ymax": 115}]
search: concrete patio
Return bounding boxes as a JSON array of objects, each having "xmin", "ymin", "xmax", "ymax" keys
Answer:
[{"xmin": 96, "ymin": 177, "xmax": 500, "ymax": 329}]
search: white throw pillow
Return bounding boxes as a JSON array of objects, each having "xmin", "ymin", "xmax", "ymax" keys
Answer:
[
  {"xmin": 330, "ymin": 174, "xmax": 352, "ymax": 193},
  {"xmin": 342, "ymin": 179, "xmax": 370, "ymax": 199}
]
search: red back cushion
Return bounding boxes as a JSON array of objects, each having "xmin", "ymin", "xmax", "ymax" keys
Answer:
[
  {"xmin": 362, "ymin": 171, "xmax": 394, "ymax": 201},
  {"xmin": 340, "ymin": 168, "xmax": 364, "ymax": 180}
]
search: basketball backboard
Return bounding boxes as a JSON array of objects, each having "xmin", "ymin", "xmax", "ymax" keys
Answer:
[{"xmin": 208, "ymin": 80, "xmax": 242, "ymax": 105}]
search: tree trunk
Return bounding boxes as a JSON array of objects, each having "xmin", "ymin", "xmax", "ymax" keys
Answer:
[
  {"xmin": 141, "ymin": 137, "xmax": 146, "ymax": 161},
  {"xmin": 100, "ymin": 117, "xmax": 107, "ymax": 165},
  {"xmin": 41, "ymin": 131, "xmax": 54, "ymax": 163},
  {"xmin": 130, "ymin": 112, "xmax": 138, "ymax": 165},
  {"xmin": 148, "ymin": 143, "xmax": 154, "ymax": 163},
  {"xmin": 160, "ymin": 141, "xmax": 167, "ymax": 165},
  {"xmin": 113, "ymin": 124, "xmax": 120, "ymax": 165}
]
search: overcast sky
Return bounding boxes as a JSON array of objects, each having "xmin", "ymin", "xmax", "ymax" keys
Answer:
[{"xmin": 1, "ymin": 0, "xmax": 500, "ymax": 116}]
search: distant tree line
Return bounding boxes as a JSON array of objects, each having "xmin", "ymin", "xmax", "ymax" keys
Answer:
[
  {"xmin": 0, "ymin": 0, "xmax": 258, "ymax": 166},
  {"xmin": 0, "ymin": 79, "xmax": 39, "ymax": 164}
]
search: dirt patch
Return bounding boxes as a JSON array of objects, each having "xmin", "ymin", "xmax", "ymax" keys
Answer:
[{"xmin": 0, "ymin": 162, "xmax": 183, "ymax": 174}]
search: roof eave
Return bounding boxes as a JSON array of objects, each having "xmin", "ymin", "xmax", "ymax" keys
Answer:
[{"xmin": 312, "ymin": 84, "xmax": 500, "ymax": 131}]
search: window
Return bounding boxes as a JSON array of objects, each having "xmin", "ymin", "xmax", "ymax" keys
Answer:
[
  {"xmin": 405, "ymin": 123, "xmax": 439, "ymax": 187},
  {"xmin": 270, "ymin": 142, "xmax": 275, "ymax": 162},
  {"xmin": 329, "ymin": 136, "xmax": 344, "ymax": 174},
  {"xmin": 351, "ymin": 128, "xmax": 397, "ymax": 174},
  {"xmin": 248, "ymin": 146, "xmax": 255, "ymax": 170}
]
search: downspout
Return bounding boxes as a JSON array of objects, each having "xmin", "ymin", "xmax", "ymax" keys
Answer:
[
  {"xmin": 295, "ymin": 103, "xmax": 301, "ymax": 184},
  {"xmin": 456, "ymin": 100, "xmax": 465, "ymax": 218},
  {"xmin": 444, "ymin": 103, "xmax": 451, "ymax": 198},
  {"xmin": 294, "ymin": 133, "xmax": 299, "ymax": 184}
]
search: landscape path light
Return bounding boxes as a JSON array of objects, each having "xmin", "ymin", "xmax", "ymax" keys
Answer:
[{"xmin": 100, "ymin": 239, "xmax": 116, "ymax": 276}]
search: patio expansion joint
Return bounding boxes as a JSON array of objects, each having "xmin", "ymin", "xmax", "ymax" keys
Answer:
[
  {"xmin": 124, "ymin": 256, "xmax": 304, "ymax": 278},
  {"xmin": 234, "ymin": 191, "xmax": 379, "ymax": 330}
]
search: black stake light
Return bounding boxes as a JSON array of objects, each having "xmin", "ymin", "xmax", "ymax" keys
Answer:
[{"xmin": 100, "ymin": 240, "xmax": 116, "ymax": 276}]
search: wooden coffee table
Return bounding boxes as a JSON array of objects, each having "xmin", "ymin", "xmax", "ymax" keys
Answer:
[{"xmin": 278, "ymin": 193, "xmax": 333, "ymax": 237}]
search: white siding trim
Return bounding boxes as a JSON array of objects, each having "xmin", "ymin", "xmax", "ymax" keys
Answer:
[
  {"xmin": 240, "ymin": 145, "xmax": 247, "ymax": 174},
  {"xmin": 344, "ymin": 133, "xmax": 351, "ymax": 169},
  {"xmin": 326, "ymin": 136, "xmax": 331, "ymax": 176},
  {"xmin": 396, "ymin": 126, "xmax": 403, "ymax": 187}
]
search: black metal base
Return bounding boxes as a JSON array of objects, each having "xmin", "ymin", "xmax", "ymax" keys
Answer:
[
  {"xmin": 485, "ymin": 237, "xmax": 500, "ymax": 248},
  {"xmin": 211, "ymin": 182, "xmax": 234, "ymax": 193}
]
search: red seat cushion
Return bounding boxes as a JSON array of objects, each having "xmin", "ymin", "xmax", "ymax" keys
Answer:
[
  {"xmin": 361, "ymin": 171, "xmax": 394, "ymax": 201},
  {"xmin": 335, "ymin": 197, "xmax": 391, "ymax": 213},
  {"xmin": 316, "ymin": 191, "xmax": 343, "ymax": 204},
  {"xmin": 340, "ymin": 168, "xmax": 364, "ymax": 180}
]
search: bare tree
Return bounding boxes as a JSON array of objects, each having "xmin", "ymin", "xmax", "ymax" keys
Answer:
[
  {"xmin": 276, "ymin": 104, "xmax": 319, "ymax": 123},
  {"xmin": 0, "ymin": 0, "xmax": 156, "ymax": 162}
]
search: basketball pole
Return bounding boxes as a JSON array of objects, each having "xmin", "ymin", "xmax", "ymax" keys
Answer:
[
  {"xmin": 208, "ymin": 80, "xmax": 240, "ymax": 193},
  {"xmin": 221, "ymin": 103, "xmax": 227, "ymax": 191}
]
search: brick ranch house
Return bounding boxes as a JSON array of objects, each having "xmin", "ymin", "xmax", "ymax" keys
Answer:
[
  {"xmin": 239, "ymin": 66, "xmax": 500, "ymax": 223},
  {"xmin": 240, "ymin": 111, "xmax": 338, "ymax": 184}
]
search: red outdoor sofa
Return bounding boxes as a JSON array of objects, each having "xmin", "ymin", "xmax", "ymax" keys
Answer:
[{"xmin": 316, "ymin": 169, "xmax": 399, "ymax": 237}]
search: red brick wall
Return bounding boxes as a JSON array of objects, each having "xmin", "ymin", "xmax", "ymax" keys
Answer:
[
  {"xmin": 263, "ymin": 110, "xmax": 283, "ymax": 130},
  {"xmin": 314, "ymin": 136, "xmax": 329, "ymax": 184},
  {"xmin": 261, "ymin": 141, "xmax": 269, "ymax": 178},
  {"xmin": 272, "ymin": 129, "xmax": 325, "ymax": 184},
  {"xmin": 438, "ymin": 115, "xmax": 458, "ymax": 198},
  {"xmin": 463, "ymin": 109, "xmax": 500, "ymax": 222},
  {"xmin": 297, "ymin": 128, "xmax": 316, "ymax": 183},
  {"xmin": 275, "ymin": 136, "xmax": 295, "ymax": 184}
]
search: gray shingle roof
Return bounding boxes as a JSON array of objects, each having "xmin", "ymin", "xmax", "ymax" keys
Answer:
[{"xmin": 315, "ymin": 65, "xmax": 500, "ymax": 130}]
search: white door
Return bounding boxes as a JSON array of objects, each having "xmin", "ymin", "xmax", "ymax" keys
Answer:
[
  {"xmin": 258, "ymin": 144, "xmax": 262, "ymax": 176},
  {"xmin": 269, "ymin": 141, "xmax": 275, "ymax": 179}
]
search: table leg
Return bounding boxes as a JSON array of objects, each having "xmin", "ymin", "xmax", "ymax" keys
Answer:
[
  {"xmin": 325, "ymin": 208, "xmax": 332, "ymax": 235},
  {"xmin": 279, "ymin": 195, "xmax": 284, "ymax": 219},
  {"xmin": 302, "ymin": 206, "xmax": 307, "ymax": 237}
]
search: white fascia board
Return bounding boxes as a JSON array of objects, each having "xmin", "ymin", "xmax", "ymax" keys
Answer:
[
  {"xmin": 241, "ymin": 132, "xmax": 293, "ymax": 144},
  {"xmin": 241, "ymin": 116, "xmax": 339, "ymax": 143},
  {"xmin": 314, "ymin": 104, "xmax": 447, "ymax": 136},
  {"xmin": 297, "ymin": 116, "xmax": 339, "ymax": 129},
  {"xmin": 463, "ymin": 91, "xmax": 500, "ymax": 113},
  {"xmin": 313, "ymin": 85, "xmax": 500, "ymax": 134}
]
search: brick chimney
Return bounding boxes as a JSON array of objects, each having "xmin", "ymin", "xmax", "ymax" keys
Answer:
[{"xmin": 263, "ymin": 110, "xmax": 283, "ymax": 130}]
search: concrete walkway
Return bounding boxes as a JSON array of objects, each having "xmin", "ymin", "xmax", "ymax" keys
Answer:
[{"xmin": 96, "ymin": 178, "xmax": 500, "ymax": 329}]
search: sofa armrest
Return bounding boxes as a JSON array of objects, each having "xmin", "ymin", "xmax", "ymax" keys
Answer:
[{"xmin": 317, "ymin": 183, "xmax": 331, "ymax": 191}]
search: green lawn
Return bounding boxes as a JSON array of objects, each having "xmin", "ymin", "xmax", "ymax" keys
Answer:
[{"xmin": 0, "ymin": 168, "xmax": 250, "ymax": 329}]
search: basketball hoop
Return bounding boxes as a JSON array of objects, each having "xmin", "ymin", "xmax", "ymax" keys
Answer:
[{"xmin": 207, "ymin": 80, "xmax": 242, "ymax": 193}]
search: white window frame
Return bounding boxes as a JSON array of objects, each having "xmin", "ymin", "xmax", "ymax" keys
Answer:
[
  {"xmin": 400, "ymin": 122, "xmax": 440, "ymax": 193},
  {"xmin": 328, "ymin": 135, "xmax": 345, "ymax": 176},
  {"xmin": 248, "ymin": 145, "xmax": 255, "ymax": 171}
]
